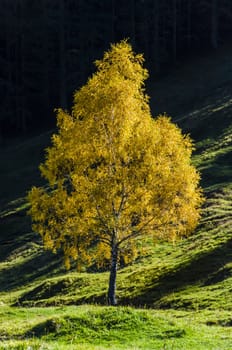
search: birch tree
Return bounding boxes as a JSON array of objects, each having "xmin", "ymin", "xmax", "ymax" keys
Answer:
[{"xmin": 28, "ymin": 41, "xmax": 203, "ymax": 305}]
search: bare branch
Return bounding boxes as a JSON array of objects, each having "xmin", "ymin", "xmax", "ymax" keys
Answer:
[
  {"xmin": 117, "ymin": 184, "xmax": 128, "ymax": 217},
  {"xmin": 118, "ymin": 216, "xmax": 156, "ymax": 246},
  {"xmin": 95, "ymin": 205, "xmax": 112, "ymax": 236},
  {"xmin": 98, "ymin": 235, "xmax": 112, "ymax": 245}
]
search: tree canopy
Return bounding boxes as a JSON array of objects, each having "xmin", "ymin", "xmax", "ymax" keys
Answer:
[{"xmin": 28, "ymin": 41, "xmax": 203, "ymax": 305}]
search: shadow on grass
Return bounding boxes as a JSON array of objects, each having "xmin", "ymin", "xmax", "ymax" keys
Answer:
[
  {"xmin": 181, "ymin": 88, "xmax": 232, "ymax": 142},
  {"xmin": 0, "ymin": 209, "xmax": 34, "ymax": 262},
  {"xmin": 0, "ymin": 249, "xmax": 64, "ymax": 292},
  {"xmin": 0, "ymin": 207, "xmax": 65, "ymax": 292},
  {"xmin": 13, "ymin": 236, "xmax": 232, "ymax": 308},
  {"xmin": 124, "ymin": 237, "xmax": 232, "ymax": 307}
]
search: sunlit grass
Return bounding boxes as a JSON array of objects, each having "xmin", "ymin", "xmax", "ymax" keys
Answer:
[
  {"xmin": 1, "ymin": 49, "xmax": 232, "ymax": 349},
  {"xmin": 0, "ymin": 306, "xmax": 231, "ymax": 349}
]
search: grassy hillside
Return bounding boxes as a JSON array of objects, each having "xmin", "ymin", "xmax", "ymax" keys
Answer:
[{"xmin": 1, "ymin": 45, "xmax": 232, "ymax": 349}]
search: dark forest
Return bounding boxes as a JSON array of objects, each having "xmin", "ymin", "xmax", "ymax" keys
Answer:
[{"xmin": 0, "ymin": 0, "xmax": 232, "ymax": 141}]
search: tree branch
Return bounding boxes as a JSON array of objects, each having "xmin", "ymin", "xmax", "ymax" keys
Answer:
[
  {"xmin": 118, "ymin": 216, "xmax": 156, "ymax": 246},
  {"xmin": 95, "ymin": 205, "xmax": 112, "ymax": 236}
]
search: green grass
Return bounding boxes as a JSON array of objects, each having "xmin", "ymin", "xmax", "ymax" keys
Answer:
[
  {"xmin": 1, "ymin": 45, "xmax": 232, "ymax": 348},
  {"xmin": 0, "ymin": 305, "xmax": 231, "ymax": 349},
  {"xmin": 0, "ymin": 130, "xmax": 53, "ymax": 207}
]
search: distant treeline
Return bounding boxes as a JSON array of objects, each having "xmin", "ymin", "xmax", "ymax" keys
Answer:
[{"xmin": 0, "ymin": 0, "xmax": 232, "ymax": 139}]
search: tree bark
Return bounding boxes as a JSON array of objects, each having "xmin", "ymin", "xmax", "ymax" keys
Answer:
[{"xmin": 108, "ymin": 244, "xmax": 118, "ymax": 306}]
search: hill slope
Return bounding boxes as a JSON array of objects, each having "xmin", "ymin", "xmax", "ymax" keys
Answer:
[{"xmin": 1, "ymin": 45, "xmax": 232, "ymax": 312}]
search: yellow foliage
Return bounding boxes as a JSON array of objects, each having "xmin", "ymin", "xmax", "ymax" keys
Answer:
[{"xmin": 28, "ymin": 40, "xmax": 203, "ymax": 270}]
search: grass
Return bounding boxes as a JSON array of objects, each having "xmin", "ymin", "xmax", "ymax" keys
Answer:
[
  {"xmin": 1, "ymin": 44, "xmax": 232, "ymax": 348},
  {"xmin": 0, "ymin": 130, "xmax": 53, "ymax": 207},
  {"xmin": 0, "ymin": 305, "xmax": 231, "ymax": 349}
]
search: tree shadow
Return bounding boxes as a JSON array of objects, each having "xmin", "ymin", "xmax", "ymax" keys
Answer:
[
  {"xmin": 0, "ymin": 209, "xmax": 65, "ymax": 291},
  {"xmin": 0, "ymin": 249, "xmax": 64, "ymax": 292},
  {"xmin": 124, "ymin": 237, "xmax": 232, "ymax": 307}
]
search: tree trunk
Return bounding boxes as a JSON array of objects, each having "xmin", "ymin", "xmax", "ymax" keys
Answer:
[{"xmin": 108, "ymin": 244, "xmax": 118, "ymax": 306}]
